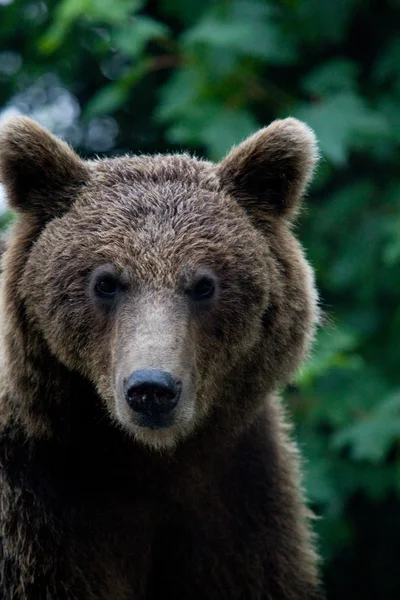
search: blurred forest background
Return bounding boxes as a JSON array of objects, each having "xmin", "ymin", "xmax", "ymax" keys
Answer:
[{"xmin": 0, "ymin": 0, "xmax": 399, "ymax": 597}]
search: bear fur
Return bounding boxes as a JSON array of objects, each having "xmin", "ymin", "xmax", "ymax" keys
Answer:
[{"xmin": 0, "ymin": 116, "xmax": 322, "ymax": 599}]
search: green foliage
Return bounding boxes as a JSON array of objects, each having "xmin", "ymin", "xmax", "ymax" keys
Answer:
[{"xmin": 1, "ymin": 0, "xmax": 400, "ymax": 596}]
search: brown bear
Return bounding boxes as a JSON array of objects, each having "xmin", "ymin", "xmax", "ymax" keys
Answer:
[{"xmin": 0, "ymin": 115, "xmax": 322, "ymax": 599}]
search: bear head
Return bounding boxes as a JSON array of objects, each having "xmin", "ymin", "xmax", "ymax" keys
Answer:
[{"xmin": 0, "ymin": 116, "xmax": 319, "ymax": 450}]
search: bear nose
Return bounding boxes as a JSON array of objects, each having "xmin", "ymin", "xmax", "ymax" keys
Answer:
[{"xmin": 124, "ymin": 370, "xmax": 181, "ymax": 415}]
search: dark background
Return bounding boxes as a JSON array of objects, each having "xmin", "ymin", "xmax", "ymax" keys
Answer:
[{"xmin": 1, "ymin": 0, "xmax": 400, "ymax": 597}]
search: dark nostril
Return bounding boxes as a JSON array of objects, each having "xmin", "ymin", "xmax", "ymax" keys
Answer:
[{"xmin": 125, "ymin": 370, "xmax": 181, "ymax": 415}]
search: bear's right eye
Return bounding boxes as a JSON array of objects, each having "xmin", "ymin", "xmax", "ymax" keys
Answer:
[
  {"xmin": 187, "ymin": 271, "xmax": 218, "ymax": 303},
  {"xmin": 94, "ymin": 275, "xmax": 119, "ymax": 298},
  {"xmin": 190, "ymin": 276, "xmax": 215, "ymax": 301}
]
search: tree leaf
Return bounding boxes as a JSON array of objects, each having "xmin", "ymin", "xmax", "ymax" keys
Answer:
[
  {"xmin": 295, "ymin": 93, "xmax": 390, "ymax": 164},
  {"xmin": 112, "ymin": 17, "xmax": 170, "ymax": 58},
  {"xmin": 333, "ymin": 392, "xmax": 400, "ymax": 463}
]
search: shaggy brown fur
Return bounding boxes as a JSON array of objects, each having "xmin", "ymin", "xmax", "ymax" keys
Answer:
[{"xmin": 0, "ymin": 116, "xmax": 322, "ymax": 599}]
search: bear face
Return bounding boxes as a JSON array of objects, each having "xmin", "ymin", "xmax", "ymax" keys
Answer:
[{"xmin": 0, "ymin": 117, "xmax": 319, "ymax": 451}]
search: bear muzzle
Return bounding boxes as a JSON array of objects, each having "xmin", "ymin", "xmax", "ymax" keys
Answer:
[{"xmin": 124, "ymin": 369, "xmax": 182, "ymax": 429}]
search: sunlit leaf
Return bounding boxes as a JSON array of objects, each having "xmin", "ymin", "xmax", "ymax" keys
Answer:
[
  {"xmin": 295, "ymin": 93, "xmax": 390, "ymax": 164},
  {"xmin": 302, "ymin": 59, "xmax": 359, "ymax": 97},
  {"xmin": 333, "ymin": 392, "xmax": 400, "ymax": 463},
  {"xmin": 112, "ymin": 17, "xmax": 170, "ymax": 58},
  {"xmin": 183, "ymin": 12, "xmax": 295, "ymax": 64}
]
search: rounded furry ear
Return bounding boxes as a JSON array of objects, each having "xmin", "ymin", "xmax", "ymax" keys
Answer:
[
  {"xmin": 0, "ymin": 116, "xmax": 88, "ymax": 219},
  {"xmin": 217, "ymin": 118, "xmax": 319, "ymax": 221}
]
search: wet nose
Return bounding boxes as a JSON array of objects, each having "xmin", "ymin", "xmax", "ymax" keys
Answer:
[{"xmin": 125, "ymin": 370, "xmax": 181, "ymax": 415}]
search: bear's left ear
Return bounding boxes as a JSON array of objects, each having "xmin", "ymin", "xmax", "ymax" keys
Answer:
[
  {"xmin": 217, "ymin": 118, "xmax": 319, "ymax": 222},
  {"xmin": 0, "ymin": 116, "xmax": 88, "ymax": 220}
]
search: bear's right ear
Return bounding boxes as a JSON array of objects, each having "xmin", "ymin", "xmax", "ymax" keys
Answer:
[{"xmin": 0, "ymin": 116, "xmax": 88, "ymax": 220}]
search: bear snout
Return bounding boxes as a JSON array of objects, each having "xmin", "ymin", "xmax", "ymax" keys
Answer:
[{"xmin": 124, "ymin": 369, "xmax": 181, "ymax": 429}]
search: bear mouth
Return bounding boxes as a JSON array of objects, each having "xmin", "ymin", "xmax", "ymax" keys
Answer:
[{"xmin": 136, "ymin": 411, "xmax": 177, "ymax": 431}]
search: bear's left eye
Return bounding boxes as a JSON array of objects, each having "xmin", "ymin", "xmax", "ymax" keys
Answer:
[{"xmin": 95, "ymin": 275, "xmax": 119, "ymax": 298}]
